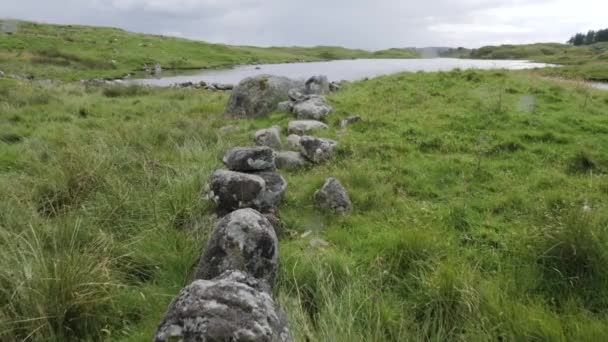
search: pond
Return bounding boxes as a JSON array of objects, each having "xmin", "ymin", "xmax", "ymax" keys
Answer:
[{"xmin": 132, "ymin": 58, "xmax": 556, "ymax": 87}]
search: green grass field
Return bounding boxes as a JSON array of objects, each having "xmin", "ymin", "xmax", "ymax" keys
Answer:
[
  {"xmin": 446, "ymin": 43, "xmax": 608, "ymax": 81},
  {"xmin": 0, "ymin": 20, "xmax": 419, "ymax": 81},
  {"xmin": 2, "ymin": 66, "xmax": 608, "ymax": 341}
]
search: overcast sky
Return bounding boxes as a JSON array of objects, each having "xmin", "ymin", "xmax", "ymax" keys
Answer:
[{"xmin": 1, "ymin": 0, "xmax": 606, "ymax": 49}]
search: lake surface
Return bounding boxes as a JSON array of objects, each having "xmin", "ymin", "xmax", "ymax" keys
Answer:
[{"xmin": 133, "ymin": 58, "xmax": 556, "ymax": 87}]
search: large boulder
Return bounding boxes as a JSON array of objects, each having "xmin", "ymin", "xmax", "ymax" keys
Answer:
[
  {"xmin": 254, "ymin": 126, "xmax": 282, "ymax": 150},
  {"xmin": 195, "ymin": 209, "xmax": 279, "ymax": 285},
  {"xmin": 275, "ymin": 151, "xmax": 311, "ymax": 170},
  {"xmin": 314, "ymin": 178, "xmax": 353, "ymax": 214},
  {"xmin": 225, "ymin": 75, "xmax": 304, "ymax": 119},
  {"xmin": 299, "ymin": 136, "xmax": 338, "ymax": 163},
  {"xmin": 153, "ymin": 271, "xmax": 292, "ymax": 342},
  {"xmin": 223, "ymin": 146, "xmax": 275, "ymax": 172},
  {"xmin": 292, "ymin": 96, "xmax": 333, "ymax": 121},
  {"xmin": 288, "ymin": 120, "xmax": 329, "ymax": 135},
  {"xmin": 277, "ymin": 101, "xmax": 293, "ymax": 113},
  {"xmin": 207, "ymin": 170, "xmax": 265, "ymax": 214},
  {"xmin": 304, "ymin": 75, "xmax": 330, "ymax": 95},
  {"xmin": 206, "ymin": 170, "xmax": 286, "ymax": 214}
]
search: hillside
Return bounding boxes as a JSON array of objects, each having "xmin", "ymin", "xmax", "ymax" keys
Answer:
[
  {"xmin": 0, "ymin": 20, "xmax": 419, "ymax": 81},
  {"xmin": 2, "ymin": 67, "xmax": 608, "ymax": 340},
  {"xmin": 443, "ymin": 43, "xmax": 608, "ymax": 81}
]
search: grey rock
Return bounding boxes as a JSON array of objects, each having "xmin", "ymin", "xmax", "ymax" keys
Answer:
[
  {"xmin": 214, "ymin": 83, "xmax": 234, "ymax": 91},
  {"xmin": 252, "ymin": 171, "xmax": 288, "ymax": 212},
  {"xmin": 275, "ymin": 151, "xmax": 311, "ymax": 170},
  {"xmin": 254, "ymin": 126, "xmax": 282, "ymax": 150},
  {"xmin": 277, "ymin": 101, "xmax": 294, "ymax": 113},
  {"xmin": 338, "ymin": 115, "xmax": 361, "ymax": 128},
  {"xmin": 225, "ymin": 75, "xmax": 304, "ymax": 119},
  {"xmin": 286, "ymin": 134, "xmax": 302, "ymax": 150},
  {"xmin": 154, "ymin": 271, "xmax": 292, "ymax": 342},
  {"xmin": 309, "ymin": 238, "xmax": 330, "ymax": 250},
  {"xmin": 153, "ymin": 62, "xmax": 162, "ymax": 75},
  {"xmin": 0, "ymin": 70, "xmax": 4, "ymax": 78},
  {"xmin": 223, "ymin": 146, "xmax": 275, "ymax": 172},
  {"xmin": 288, "ymin": 89, "xmax": 305, "ymax": 102},
  {"xmin": 288, "ymin": 120, "xmax": 329, "ymax": 135},
  {"xmin": 329, "ymin": 82, "xmax": 341, "ymax": 92},
  {"xmin": 195, "ymin": 209, "xmax": 278, "ymax": 284},
  {"xmin": 207, "ymin": 170, "xmax": 266, "ymax": 214},
  {"xmin": 299, "ymin": 136, "xmax": 338, "ymax": 163},
  {"xmin": 206, "ymin": 170, "xmax": 286, "ymax": 214},
  {"xmin": 314, "ymin": 178, "xmax": 352, "ymax": 214},
  {"xmin": 292, "ymin": 96, "xmax": 333, "ymax": 121},
  {"xmin": 304, "ymin": 75, "xmax": 330, "ymax": 95}
]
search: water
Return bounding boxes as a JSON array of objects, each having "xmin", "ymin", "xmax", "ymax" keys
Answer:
[
  {"xmin": 590, "ymin": 82, "xmax": 608, "ymax": 91},
  {"xmin": 132, "ymin": 58, "xmax": 555, "ymax": 87}
]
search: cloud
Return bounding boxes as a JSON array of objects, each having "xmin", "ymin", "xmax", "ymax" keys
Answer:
[{"xmin": 1, "ymin": 0, "xmax": 606, "ymax": 49}]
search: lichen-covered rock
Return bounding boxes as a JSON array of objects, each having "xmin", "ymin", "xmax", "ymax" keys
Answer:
[
  {"xmin": 299, "ymin": 136, "xmax": 338, "ymax": 163},
  {"xmin": 304, "ymin": 75, "xmax": 330, "ymax": 95},
  {"xmin": 195, "ymin": 209, "xmax": 278, "ymax": 284},
  {"xmin": 225, "ymin": 75, "xmax": 304, "ymax": 119},
  {"xmin": 252, "ymin": 171, "xmax": 288, "ymax": 212},
  {"xmin": 254, "ymin": 126, "xmax": 282, "ymax": 150},
  {"xmin": 223, "ymin": 146, "xmax": 275, "ymax": 172},
  {"xmin": 292, "ymin": 96, "xmax": 333, "ymax": 121},
  {"xmin": 286, "ymin": 134, "xmax": 302, "ymax": 150},
  {"xmin": 275, "ymin": 151, "xmax": 310, "ymax": 170},
  {"xmin": 277, "ymin": 101, "xmax": 293, "ymax": 113},
  {"xmin": 314, "ymin": 178, "xmax": 352, "ymax": 214},
  {"xmin": 153, "ymin": 271, "xmax": 292, "ymax": 342},
  {"xmin": 207, "ymin": 170, "xmax": 266, "ymax": 214},
  {"xmin": 206, "ymin": 169, "xmax": 286, "ymax": 214},
  {"xmin": 287, "ymin": 89, "xmax": 305, "ymax": 102},
  {"xmin": 288, "ymin": 120, "xmax": 328, "ymax": 135}
]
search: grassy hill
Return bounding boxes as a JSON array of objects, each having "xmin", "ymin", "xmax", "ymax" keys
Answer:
[
  {"xmin": 2, "ymin": 67, "xmax": 608, "ymax": 340},
  {"xmin": 443, "ymin": 43, "xmax": 608, "ymax": 81},
  {"xmin": 0, "ymin": 20, "xmax": 419, "ymax": 81}
]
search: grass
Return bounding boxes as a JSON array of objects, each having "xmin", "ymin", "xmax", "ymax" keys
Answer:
[
  {"xmin": 0, "ymin": 20, "xmax": 419, "ymax": 81},
  {"xmin": 443, "ymin": 43, "xmax": 608, "ymax": 81},
  {"xmin": 1, "ymin": 68, "xmax": 608, "ymax": 341}
]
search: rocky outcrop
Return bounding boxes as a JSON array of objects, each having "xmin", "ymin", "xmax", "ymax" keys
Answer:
[
  {"xmin": 292, "ymin": 95, "xmax": 333, "ymax": 121},
  {"xmin": 299, "ymin": 136, "xmax": 338, "ymax": 163},
  {"xmin": 304, "ymin": 75, "xmax": 330, "ymax": 95},
  {"xmin": 153, "ymin": 271, "xmax": 292, "ymax": 342},
  {"xmin": 195, "ymin": 209, "xmax": 278, "ymax": 285},
  {"xmin": 254, "ymin": 126, "xmax": 282, "ymax": 150},
  {"xmin": 288, "ymin": 120, "xmax": 328, "ymax": 135},
  {"xmin": 314, "ymin": 178, "xmax": 352, "ymax": 214},
  {"xmin": 223, "ymin": 146, "xmax": 276, "ymax": 172},
  {"xmin": 275, "ymin": 151, "xmax": 311, "ymax": 170},
  {"xmin": 225, "ymin": 75, "xmax": 304, "ymax": 119}
]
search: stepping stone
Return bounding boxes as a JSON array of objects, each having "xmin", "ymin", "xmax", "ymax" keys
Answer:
[
  {"xmin": 299, "ymin": 136, "xmax": 338, "ymax": 163},
  {"xmin": 288, "ymin": 120, "xmax": 328, "ymax": 135},
  {"xmin": 223, "ymin": 146, "xmax": 275, "ymax": 172}
]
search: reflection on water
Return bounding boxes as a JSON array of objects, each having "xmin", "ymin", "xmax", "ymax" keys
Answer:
[{"xmin": 131, "ymin": 58, "xmax": 556, "ymax": 87}]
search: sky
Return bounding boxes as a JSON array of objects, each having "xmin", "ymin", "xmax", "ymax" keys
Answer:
[{"xmin": 1, "ymin": 0, "xmax": 607, "ymax": 49}]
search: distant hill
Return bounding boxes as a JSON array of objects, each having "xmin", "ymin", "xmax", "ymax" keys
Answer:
[{"xmin": 0, "ymin": 20, "xmax": 419, "ymax": 81}]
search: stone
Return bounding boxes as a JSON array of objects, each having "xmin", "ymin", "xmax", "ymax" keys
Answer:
[
  {"xmin": 195, "ymin": 209, "xmax": 279, "ymax": 284},
  {"xmin": 292, "ymin": 96, "xmax": 333, "ymax": 121},
  {"xmin": 207, "ymin": 170, "xmax": 265, "ymax": 214},
  {"xmin": 252, "ymin": 171, "xmax": 288, "ymax": 212},
  {"xmin": 288, "ymin": 88, "xmax": 305, "ymax": 102},
  {"xmin": 0, "ymin": 70, "xmax": 4, "ymax": 78},
  {"xmin": 225, "ymin": 75, "xmax": 304, "ymax": 119},
  {"xmin": 288, "ymin": 120, "xmax": 329, "ymax": 135},
  {"xmin": 304, "ymin": 75, "xmax": 330, "ymax": 95},
  {"xmin": 299, "ymin": 136, "xmax": 338, "ymax": 163},
  {"xmin": 214, "ymin": 83, "xmax": 234, "ymax": 91},
  {"xmin": 206, "ymin": 170, "xmax": 286, "ymax": 214},
  {"xmin": 153, "ymin": 271, "xmax": 292, "ymax": 342},
  {"xmin": 277, "ymin": 101, "xmax": 294, "ymax": 113},
  {"xmin": 286, "ymin": 134, "xmax": 302, "ymax": 150},
  {"xmin": 275, "ymin": 151, "xmax": 311, "ymax": 170},
  {"xmin": 309, "ymin": 238, "xmax": 330, "ymax": 250},
  {"xmin": 314, "ymin": 178, "xmax": 352, "ymax": 214},
  {"xmin": 153, "ymin": 62, "xmax": 162, "ymax": 75},
  {"xmin": 223, "ymin": 146, "xmax": 275, "ymax": 172},
  {"xmin": 329, "ymin": 82, "xmax": 340, "ymax": 92},
  {"xmin": 338, "ymin": 115, "xmax": 361, "ymax": 128},
  {"xmin": 254, "ymin": 126, "xmax": 282, "ymax": 150}
]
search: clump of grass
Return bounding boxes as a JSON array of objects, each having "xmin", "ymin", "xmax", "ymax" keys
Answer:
[{"xmin": 102, "ymin": 84, "xmax": 150, "ymax": 98}]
